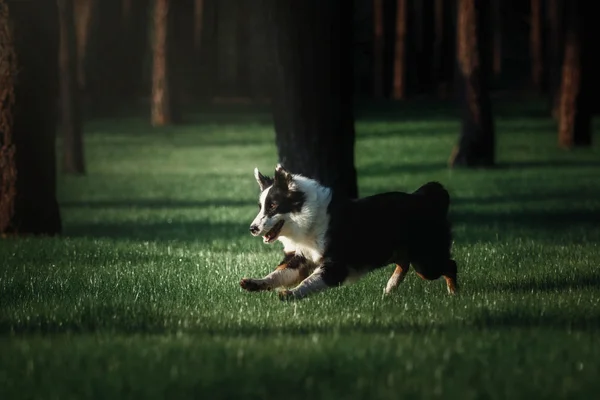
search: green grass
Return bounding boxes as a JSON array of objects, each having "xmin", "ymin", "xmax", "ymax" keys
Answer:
[{"xmin": 2, "ymin": 100, "xmax": 600, "ymax": 399}]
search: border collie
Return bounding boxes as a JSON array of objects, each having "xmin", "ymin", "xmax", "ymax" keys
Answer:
[{"xmin": 240, "ymin": 164, "xmax": 457, "ymax": 301}]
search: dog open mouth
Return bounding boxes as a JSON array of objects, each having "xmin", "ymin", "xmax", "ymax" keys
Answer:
[{"xmin": 263, "ymin": 220, "xmax": 284, "ymax": 243}]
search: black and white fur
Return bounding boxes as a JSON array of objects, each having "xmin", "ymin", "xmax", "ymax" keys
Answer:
[{"xmin": 241, "ymin": 164, "xmax": 458, "ymax": 301}]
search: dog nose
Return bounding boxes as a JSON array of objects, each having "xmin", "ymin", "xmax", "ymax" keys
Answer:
[{"xmin": 249, "ymin": 225, "xmax": 259, "ymax": 235}]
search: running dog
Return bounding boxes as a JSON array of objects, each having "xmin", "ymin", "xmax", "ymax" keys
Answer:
[{"xmin": 240, "ymin": 164, "xmax": 457, "ymax": 301}]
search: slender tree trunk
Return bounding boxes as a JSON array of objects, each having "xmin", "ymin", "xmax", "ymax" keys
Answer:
[
  {"xmin": 547, "ymin": 0, "xmax": 564, "ymax": 118},
  {"xmin": 193, "ymin": 0, "xmax": 203, "ymax": 50},
  {"xmin": 373, "ymin": 0, "xmax": 384, "ymax": 98},
  {"xmin": 73, "ymin": 0, "xmax": 93, "ymax": 90},
  {"xmin": 530, "ymin": 0, "xmax": 543, "ymax": 90},
  {"xmin": 58, "ymin": 0, "xmax": 85, "ymax": 174},
  {"xmin": 151, "ymin": 0, "xmax": 171, "ymax": 126},
  {"xmin": 392, "ymin": 0, "xmax": 407, "ymax": 99},
  {"xmin": 449, "ymin": 0, "xmax": 495, "ymax": 168},
  {"xmin": 492, "ymin": 0, "xmax": 502, "ymax": 76},
  {"xmin": 558, "ymin": 0, "xmax": 591, "ymax": 148},
  {"xmin": 266, "ymin": 0, "xmax": 358, "ymax": 199},
  {"xmin": 0, "ymin": 0, "xmax": 62, "ymax": 235}
]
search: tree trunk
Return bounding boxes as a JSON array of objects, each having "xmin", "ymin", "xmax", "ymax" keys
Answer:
[
  {"xmin": 266, "ymin": 0, "xmax": 358, "ymax": 199},
  {"xmin": 0, "ymin": 0, "xmax": 62, "ymax": 235},
  {"xmin": 547, "ymin": 0, "xmax": 564, "ymax": 118},
  {"xmin": 530, "ymin": 0, "xmax": 543, "ymax": 90},
  {"xmin": 193, "ymin": 0, "xmax": 203, "ymax": 50},
  {"xmin": 373, "ymin": 0, "xmax": 384, "ymax": 98},
  {"xmin": 151, "ymin": 0, "xmax": 171, "ymax": 126},
  {"xmin": 558, "ymin": 0, "xmax": 591, "ymax": 148},
  {"xmin": 73, "ymin": 0, "xmax": 93, "ymax": 90},
  {"xmin": 392, "ymin": 0, "xmax": 407, "ymax": 99},
  {"xmin": 491, "ymin": 0, "xmax": 502, "ymax": 76},
  {"xmin": 449, "ymin": 0, "xmax": 495, "ymax": 168},
  {"xmin": 58, "ymin": 0, "xmax": 85, "ymax": 175}
]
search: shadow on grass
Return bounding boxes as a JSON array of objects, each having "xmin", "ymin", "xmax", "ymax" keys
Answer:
[
  {"xmin": 64, "ymin": 220, "xmax": 249, "ymax": 242},
  {"xmin": 472, "ymin": 309, "xmax": 600, "ymax": 331},
  {"xmin": 452, "ymin": 209, "xmax": 599, "ymax": 229},
  {"xmin": 453, "ymin": 188, "xmax": 600, "ymax": 207},
  {"xmin": 359, "ymin": 159, "xmax": 600, "ymax": 179},
  {"xmin": 3, "ymin": 308, "xmax": 599, "ymax": 336},
  {"xmin": 61, "ymin": 199, "xmax": 254, "ymax": 210},
  {"xmin": 0, "ymin": 311, "xmax": 446, "ymax": 337},
  {"xmin": 486, "ymin": 273, "xmax": 600, "ymax": 294}
]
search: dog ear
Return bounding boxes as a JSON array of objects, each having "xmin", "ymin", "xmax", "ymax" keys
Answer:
[
  {"xmin": 274, "ymin": 164, "xmax": 293, "ymax": 189},
  {"xmin": 254, "ymin": 168, "xmax": 273, "ymax": 191}
]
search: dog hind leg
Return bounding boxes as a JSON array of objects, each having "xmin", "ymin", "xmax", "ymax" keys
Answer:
[
  {"xmin": 443, "ymin": 259, "xmax": 458, "ymax": 295},
  {"xmin": 384, "ymin": 263, "xmax": 410, "ymax": 295}
]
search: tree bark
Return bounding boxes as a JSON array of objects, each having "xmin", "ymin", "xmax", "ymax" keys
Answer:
[
  {"xmin": 392, "ymin": 0, "xmax": 407, "ymax": 99},
  {"xmin": 558, "ymin": 0, "xmax": 591, "ymax": 148},
  {"xmin": 449, "ymin": 0, "xmax": 495, "ymax": 168},
  {"xmin": 58, "ymin": 0, "xmax": 85, "ymax": 175},
  {"xmin": 373, "ymin": 0, "xmax": 384, "ymax": 98},
  {"xmin": 266, "ymin": 0, "xmax": 358, "ymax": 199},
  {"xmin": 73, "ymin": 0, "xmax": 93, "ymax": 90},
  {"xmin": 0, "ymin": 0, "xmax": 62, "ymax": 235},
  {"xmin": 151, "ymin": 0, "xmax": 171, "ymax": 126},
  {"xmin": 530, "ymin": 0, "xmax": 543, "ymax": 90}
]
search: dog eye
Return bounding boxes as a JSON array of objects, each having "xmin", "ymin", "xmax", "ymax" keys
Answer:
[{"xmin": 270, "ymin": 203, "xmax": 277, "ymax": 210}]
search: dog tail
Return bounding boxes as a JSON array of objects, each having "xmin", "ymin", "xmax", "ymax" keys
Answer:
[{"xmin": 413, "ymin": 181, "xmax": 450, "ymax": 216}]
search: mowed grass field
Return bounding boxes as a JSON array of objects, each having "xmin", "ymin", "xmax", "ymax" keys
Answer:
[{"xmin": 1, "ymin": 101, "xmax": 600, "ymax": 399}]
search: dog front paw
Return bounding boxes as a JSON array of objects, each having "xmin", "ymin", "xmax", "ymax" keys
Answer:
[
  {"xmin": 240, "ymin": 278, "xmax": 267, "ymax": 292},
  {"xmin": 278, "ymin": 289, "xmax": 295, "ymax": 301}
]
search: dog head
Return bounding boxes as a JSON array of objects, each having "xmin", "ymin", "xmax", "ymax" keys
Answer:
[{"xmin": 249, "ymin": 164, "xmax": 306, "ymax": 244}]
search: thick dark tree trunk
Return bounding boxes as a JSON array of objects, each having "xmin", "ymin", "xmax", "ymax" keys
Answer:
[
  {"xmin": 449, "ymin": 0, "xmax": 495, "ymax": 168},
  {"xmin": 392, "ymin": 0, "xmax": 407, "ymax": 99},
  {"xmin": 151, "ymin": 0, "xmax": 172, "ymax": 126},
  {"xmin": 0, "ymin": 0, "xmax": 62, "ymax": 235},
  {"xmin": 58, "ymin": 0, "xmax": 85, "ymax": 175},
  {"xmin": 266, "ymin": 0, "xmax": 358, "ymax": 199},
  {"xmin": 546, "ymin": 0, "xmax": 564, "ymax": 118},
  {"xmin": 373, "ymin": 0, "xmax": 384, "ymax": 98},
  {"xmin": 558, "ymin": 0, "xmax": 591, "ymax": 148},
  {"xmin": 530, "ymin": 0, "xmax": 544, "ymax": 91}
]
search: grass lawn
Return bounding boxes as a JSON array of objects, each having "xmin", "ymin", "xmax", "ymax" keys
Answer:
[{"xmin": 1, "ymin": 100, "xmax": 600, "ymax": 399}]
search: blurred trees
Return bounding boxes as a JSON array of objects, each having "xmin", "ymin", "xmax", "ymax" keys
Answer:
[
  {"xmin": 372, "ymin": 0, "xmax": 384, "ymax": 98},
  {"xmin": 558, "ymin": 0, "xmax": 591, "ymax": 148},
  {"xmin": 392, "ymin": 0, "xmax": 407, "ymax": 99},
  {"xmin": 58, "ymin": 0, "xmax": 85, "ymax": 174},
  {"xmin": 265, "ymin": 0, "xmax": 358, "ymax": 199},
  {"xmin": 449, "ymin": 0, "xmax": 495, "ymax": 168},
  {"xmin": 0, "ymin": 0, "xmax": 62, "ymax": 235},
  {"xmin": 151, "ymin": 0, "xmax": 172, "ymax": 126}
]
